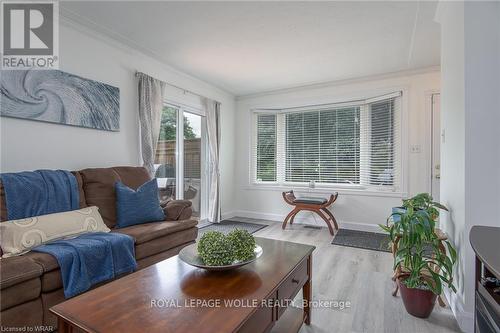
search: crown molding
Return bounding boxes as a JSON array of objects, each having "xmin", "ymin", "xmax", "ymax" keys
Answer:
[
  {"xmin": 59, "ymin": 6, "xmax": 235, "ymax": 99},
  {"xmin": 236, "ymin": 65, "xmax": 440, "ymax": 101}
]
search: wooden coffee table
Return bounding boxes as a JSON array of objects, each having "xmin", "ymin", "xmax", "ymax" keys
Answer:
[{"xmin": 51, "ymin": 237, "xmax": 315, "ymax": 333}]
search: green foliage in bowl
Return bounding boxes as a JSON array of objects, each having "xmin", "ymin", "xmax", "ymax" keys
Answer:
[
  {"xmin": 197, "ymin": 229, "xmax": 257, "ymax": 266},
  {"xmin": 197, "ymin": 231, "xmax": 234, "ymax": 266},
  {"xmin": 226, "ymin": 229, "xmax": 257, "ymax": 261}
]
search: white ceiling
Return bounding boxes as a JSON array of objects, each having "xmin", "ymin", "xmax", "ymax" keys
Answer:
[{"xmin": 61, "ymin": 1, "xmax": 440, "ymax": 96}]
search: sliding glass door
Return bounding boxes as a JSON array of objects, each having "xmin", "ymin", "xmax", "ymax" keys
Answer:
[
  {"xmin": 154, "ymin": 104, "xmax": 207, "ymax": 221},
  {"xmin": 155, "ymin": 105, "xmax": 178, "ymax": 200},
  {"xmin": 183, "ymin": 112, "xmax": 203, "ymax": 218}
]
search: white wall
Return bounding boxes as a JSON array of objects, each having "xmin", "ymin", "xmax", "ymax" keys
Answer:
[
  {"xmin": 464, "ymin": 0, "xmax": 500, "ymax": 235},
  {"xmin": 232, "ymin": 70, "xmax": 440, "ymax": 229},
  {"xmin": 437, "ymin": 2, "xmax": 500, "ymax": 332},
  {"xmin": 462, "ymin": 1, "xmax": 500, "ymax": 328},
  {"xmin": 0, "ymin": 19, "xmax": 236, "ymax": 215},
  {"xmin": 437, "ymin": 1, "xmax": 468, "ymax": 328}
]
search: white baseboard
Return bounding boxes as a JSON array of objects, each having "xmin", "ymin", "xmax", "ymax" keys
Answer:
[
  {"xmin": 231, "ymin": 210, "xmax": 282, "ymax": 222},
  {"xmin": 221, "ymin": 211, "xmax": 237, "ymax": 220},
  {"xmin": 230, "ymin": 210, "xmax": 383, "ymax": 233},
  {"xmin": 443, "ymin": 288, "xmax": 474, "ymax": 333},
  {"xmin": 337, "ymin": 221, "xmax": 384, "ymax": 233}
]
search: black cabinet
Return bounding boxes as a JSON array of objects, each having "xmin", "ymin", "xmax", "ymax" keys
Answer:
[{"xmin": 470, "ymin": 226, "xmax": 500, "ymax": 333}]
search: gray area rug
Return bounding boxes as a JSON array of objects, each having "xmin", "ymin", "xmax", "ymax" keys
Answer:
[
  {"xmin": 197, "ymin": 220, "xmax": 268, "ymax": 238},
  {"xmin": 332, "ymin": 229, "xmax": 391, "ymax": 253}
]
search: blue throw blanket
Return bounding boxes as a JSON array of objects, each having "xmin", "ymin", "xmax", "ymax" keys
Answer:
[
  {"xmin": 0, "ymin": 170, "xmax": 79, "ymax": 220},
  {"xmin": 33, "ymin": 232, "xmax": 137, "ymax": 298}
]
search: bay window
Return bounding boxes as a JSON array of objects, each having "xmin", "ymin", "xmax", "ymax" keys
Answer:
[{"xmin": 253, "ymin": 92, "xmax": 402, "ymax": 191}]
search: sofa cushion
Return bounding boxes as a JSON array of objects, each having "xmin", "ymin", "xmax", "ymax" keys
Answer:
[
  {"xmin": 79, "ymin": 167, "xmax": 151, "ymax": 228},
  {"xmin": 135, "ymin": 227, "xmax": 198, "ymax": 260},
  {"xmin": 23, "ymin": 251, "xmax": 61, "ymax": 292},
  {"xmin": 40, "ymin": 268, "xmax": 63, "ymax": 293},
  {"xmin": 0, "ymin": 206, "xmax": 110, "ymax": 258},
  {"xmin": 0, "ymin": 255, "xmax": 43, "ymax": 290},
  {"xmin": 0, "ymin": 299, "xmax": 43, "ymax": 329},
  {"xmin": 112, "ymin": 219, "xmax": 198, "ymax": 244},
  {"xmin": 115, "ymin": 179, "xmax": 165, "ymax": 228},
  {"xmin": 1, "ymin": 278, "xmax": 41, "ymax": 311},
  {"xmin": 23, "ymin": 252, "xmax": 60, "ymax": 293},
  {"xmin": 24, "ymin": 251, "xmax": 59, "ymax": 273}
]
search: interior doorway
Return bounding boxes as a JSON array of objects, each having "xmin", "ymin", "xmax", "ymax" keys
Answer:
[{"xmin": 430, "ymin": 93, "xmax": 441, "ymax": 201}]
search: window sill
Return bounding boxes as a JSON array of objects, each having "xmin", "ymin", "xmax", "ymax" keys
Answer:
[{"xmin": 245, "ymin": 183, "xmax": 407, "ymax": 198}]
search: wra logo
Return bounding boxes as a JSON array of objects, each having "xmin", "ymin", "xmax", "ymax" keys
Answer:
[{"xmin": 1, "ymin": 1, "xmax": 58, "ymax": 69}]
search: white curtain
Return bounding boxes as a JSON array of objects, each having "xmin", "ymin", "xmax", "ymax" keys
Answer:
[
  {"xmin": 204, "ymin": 98, "xmax": 221, "ymax": 223},
  {"xmin": 137, "ymin": 72, "xmax": 166, "ymax": 176}
]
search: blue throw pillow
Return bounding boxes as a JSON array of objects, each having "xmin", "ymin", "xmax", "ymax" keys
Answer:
[{"xmin": 115, "ymin": 179, "xmax": 165, "ymax": 228}]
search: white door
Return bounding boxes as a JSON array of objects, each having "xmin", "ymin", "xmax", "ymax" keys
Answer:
[{"xmin": 431, "ymin": 93, "xmax": 441, "ymax": 201}]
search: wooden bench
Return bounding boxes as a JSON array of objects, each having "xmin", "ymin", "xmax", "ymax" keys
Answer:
[{"xmin": 282, "ymin": 190, "xmax": 339, "ymax": 235}]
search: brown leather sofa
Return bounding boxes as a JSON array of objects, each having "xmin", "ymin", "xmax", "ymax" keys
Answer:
[{"xmin": 0, "ymin": 166, "xmax": 198, "ymax": 331}]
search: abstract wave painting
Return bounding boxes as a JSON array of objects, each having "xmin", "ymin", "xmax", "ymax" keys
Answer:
[{"xmin": 0, "ymin": 70, "xmax": 120, "ymax": 131}]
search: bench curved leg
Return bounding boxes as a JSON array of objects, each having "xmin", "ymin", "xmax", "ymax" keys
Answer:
[
  {"xmin": 321, "ymin": 208, "xmax": 339, "ymax": 231},
  {"xmin": 282, "ymin": 208, "xmax": 299, "ymax": 230},
  {"xmin": 289, "ymin": 209, "xmax": 300, "ymax": 225},
  {"xmin": 314, "ymin": 210, "xmax": 335, "ymax": 235}
]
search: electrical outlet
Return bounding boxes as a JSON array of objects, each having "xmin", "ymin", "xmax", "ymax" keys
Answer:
[{"xmin": 410, "ymin": 145, "xmax": 421, "ymax": 153}]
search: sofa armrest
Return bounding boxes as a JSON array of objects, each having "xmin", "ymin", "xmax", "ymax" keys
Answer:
[{"xmin": 160, "ymin": 200, "xmax": 193, "ymax": 221}]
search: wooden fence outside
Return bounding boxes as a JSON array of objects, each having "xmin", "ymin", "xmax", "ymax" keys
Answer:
[{"xmin": 155, "ymin": 139, "xmax": 201, "ymax": 179}]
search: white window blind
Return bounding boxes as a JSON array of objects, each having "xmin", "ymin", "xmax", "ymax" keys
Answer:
[
  {"xmin": 285, "ymin": 107, "xmax": 360, "ymax": 184},
  {"xmin": 253, "ymin": 93, "xmax": 402, "ymax": 190},
  {"xmin": 255, "ymin": 114, "xmax": 277, "ymax": 182},
  {"xmin": 364, "ymin": 98, "xmax": 400, "ymax": 186}
]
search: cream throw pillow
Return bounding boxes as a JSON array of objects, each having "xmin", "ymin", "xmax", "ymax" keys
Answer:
[{"xmin": 0, "ymin": 206, "xmax": 110, "ymax": 258}]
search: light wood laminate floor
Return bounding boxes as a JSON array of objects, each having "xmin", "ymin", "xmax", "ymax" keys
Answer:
[{"xmin": 234, "ymin": 217, "xmax": 461, "ymax": 333}]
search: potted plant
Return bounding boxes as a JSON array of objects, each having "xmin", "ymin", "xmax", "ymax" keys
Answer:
[{"xmin": 380, "ymin": 193, "xmax": 457, "ymax": 318}]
